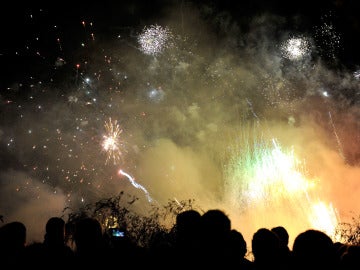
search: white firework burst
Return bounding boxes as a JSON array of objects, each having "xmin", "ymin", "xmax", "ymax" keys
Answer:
[
  {"xmin": 137, "ymin": 24, "xmax": 172, "ymax": 56},
  {"xmin": 281, "ymin": 36, "xmax": 311, "ymax": 61}
]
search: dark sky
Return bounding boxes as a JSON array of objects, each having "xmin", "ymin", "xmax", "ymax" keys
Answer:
[{"xmin": 1, "ymin": 0, "xmax": 360, "ymax": 90}]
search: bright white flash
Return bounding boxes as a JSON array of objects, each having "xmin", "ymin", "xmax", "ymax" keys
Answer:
[
  {"xmin": 281, "ymin": 37, "xmax": 311, "ymax": 60},
  {"xmin": 137, "ymin": 24, "xmax": 172, "ymax": 56}
]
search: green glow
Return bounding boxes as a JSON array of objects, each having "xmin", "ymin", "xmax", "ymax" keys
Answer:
[{"xmin": 223, "ymin": 123, "xmax": 339, "ymax": 238}]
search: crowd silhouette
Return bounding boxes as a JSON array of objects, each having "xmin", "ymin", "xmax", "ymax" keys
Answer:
[{"xmin": 1, "ymin": 209, "xmax": 359, "ymax": 269}]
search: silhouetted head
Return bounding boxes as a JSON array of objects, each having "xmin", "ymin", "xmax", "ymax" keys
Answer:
[
  {"xmin": 44, "ymin": 217, "xmax": 66, "ymax": 245},
  {"xmin": 228, "ymin": 229, "xmax": 247, "ymax": 258},
  {"xmin": 271, "ymin": 226, "xmax": 289, "ymax": 247},
  {"xmin": 201, "ymin": 209, "xmax": 231, "ymax": 234},
  {"xmin": 251, "ymin": 228, "xmax": 281, "ymax": 263},
  {"xmin": 292, "ymin": 229, "xmax": 335, "ymax": 268},
  {"xmin": 73, "ymin": 217, "xmax": 103, "ymax": 252},
  {"xmin": 0, "ymin": 221, "xmax": 26, "ymax": 249},
  {"xmin": 175, "ymin": 210, "xmax": 201, "ymax": 240},
  {"xmin": 200, "ymin": 209, "xmax": 231, "ymax": 249}
]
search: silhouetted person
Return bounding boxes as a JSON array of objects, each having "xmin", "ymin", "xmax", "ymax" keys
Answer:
[
  {"xmin": 172, "ymin": 209, "xmax": 202, "ymax": 267},
  {"xmin": 199, "ymin": 209, "xmax": 232, "ymax": 267},
  {"xmin": 0, "ymin": 221, "xmax": 27, "ymax": 268},
  {"xmin": 271, "ymin": 226, "xmax": 289, "ymax": 249},
  {"xmin": 73, "ymin": 217, "xmax": 111, "ymax": 268},
  {"xmin": 175, "ymin": 209, "xmax": 201, "ymax": 249},
  {"xmin": 24, "ymin": 217, "xmax": 74, "ymax": 269},
  {"xmin": 227, "ymin": 229, "xmax": 255, "ymax": 270},
  {"xmin": 43, "ymin": 217, "xmax": 74, "ymax": 266},
  {"xmin": 251, "ymin": 227, "xmax": 286, "ymax": 270},
  {"xmin": 292, "ymin": 229, "xmax": 337, "ymax": 270},
  {"xmin": 271, "ymin": 225, "xmax": 292, "ymax": 268}
]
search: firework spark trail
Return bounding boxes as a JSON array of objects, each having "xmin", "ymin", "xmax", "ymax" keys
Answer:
[
  {"xmin": 118, "ymin": 169, "xmax": 154, "ymax": 203},
  {"xmin": 328, "ymin": 111, "xmax": 346, "ymax": 161},
  {"xmin": 246, "ymin": 98, "xmax": 259, "ymax": 121},
  {"xmin": 308, "ymin": 201, "xmax": 340, "ymax": 239}
]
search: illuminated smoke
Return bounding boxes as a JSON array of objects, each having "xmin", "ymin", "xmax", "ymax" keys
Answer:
[
  {"xmin": 147, "ymin": 87, "xmax": 165, "ymax": 103},
  {"xmin": 354, "ymin": 70, "xmax": 360, "ymax": 80},
  {"xmin": 223, "ymin": 128, "xmax": 340, "ymax": 238}
]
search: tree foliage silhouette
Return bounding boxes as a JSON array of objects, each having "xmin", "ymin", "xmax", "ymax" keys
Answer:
[
  {"xmin": 63, "ymin": 191, "xmax": 201, "ymax": 248},
  {"xmin": 335, "ymin": 214, "xmax": 360, "ymax": 245}
]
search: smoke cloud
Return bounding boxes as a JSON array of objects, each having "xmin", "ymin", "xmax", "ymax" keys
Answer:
[{"xmin": 1, "ymin": 2, "xmax": 360, "ymax": 247}]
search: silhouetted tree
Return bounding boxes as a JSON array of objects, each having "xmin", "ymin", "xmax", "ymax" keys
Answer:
[
  {"xmin": 335, "ymin": 215, "xmax": 360, "ymax": 245},
  {"xmin": 62, "ymin": 192, "xmax": 201, "ymax": 248}
]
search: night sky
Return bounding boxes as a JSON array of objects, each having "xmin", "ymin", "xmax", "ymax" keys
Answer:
[
  {"xmin": 1, "ymin": 0, "xmax": 360, "ymax": 245},
  {"xmin": 2, "ymin": 0, "xmax": 360, "ymax": 91}
]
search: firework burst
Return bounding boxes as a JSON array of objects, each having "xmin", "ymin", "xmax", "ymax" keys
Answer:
[
  {"xmin": 137, "ymin": 24, "xmax": 173, "ymax": 56},
  {"xmin": 101, "ymin": 118, "xmax": 124, "ymax": 165},
  {"xmin": 281, "ymin": 36, "xmax": 311, "ymax": 61}
]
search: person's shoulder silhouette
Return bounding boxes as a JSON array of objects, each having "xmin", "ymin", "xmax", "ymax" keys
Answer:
[{"xmin": 0, "ymin": 221, "xmax": 27, "ymax": 267}]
